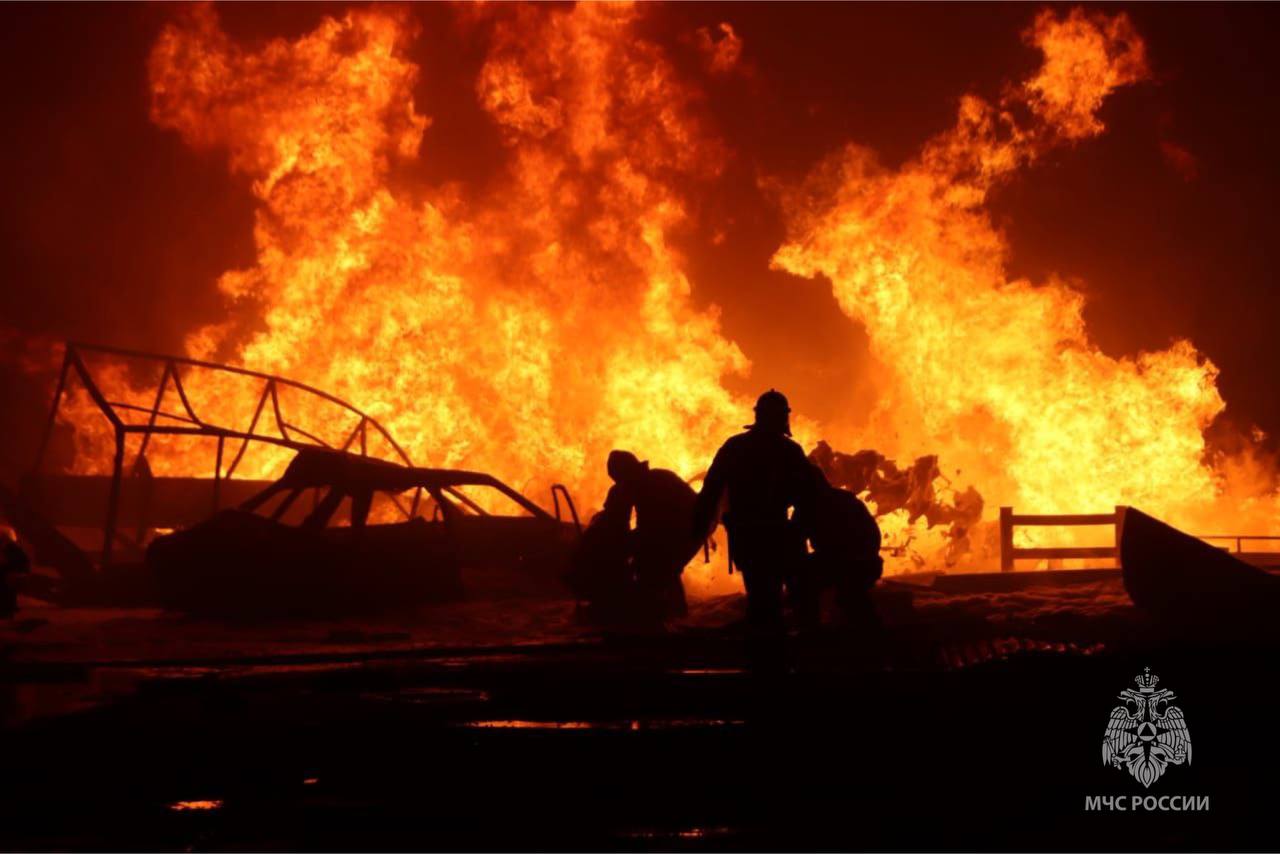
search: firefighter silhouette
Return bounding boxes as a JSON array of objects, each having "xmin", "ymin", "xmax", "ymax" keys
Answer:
[
  {"xmin": 568, "ymin": 450, "xmax": 700, "ymax": 624},
  {"xmin": 693, "ymin": 390, "xmax": 815, "ymax": 669}
]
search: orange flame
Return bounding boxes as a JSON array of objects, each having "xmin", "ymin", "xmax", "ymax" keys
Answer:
[
  {"xmin": 773, "ymin": 9, "xmax": 1276, "ymax": 562},
  {"xmin": 145, "ymin": 3, "xmax": 750, "ymax": 511},
  {"xmin": 52, "ymin": 5, "xmax": 1278, "ymax": 577}
]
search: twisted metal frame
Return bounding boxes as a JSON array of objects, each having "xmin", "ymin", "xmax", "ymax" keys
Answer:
[{"xmin": 33, "ymin": 342, "xmax": 412, "ymax": 565}]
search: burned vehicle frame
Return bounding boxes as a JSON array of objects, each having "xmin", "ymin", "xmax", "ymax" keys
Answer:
[
  {"xmin": 148, "ymin": 448, "xmax": 582, "ymax": 618},
  {"xmin": 13, "ymin": 343, "xmax": 581, "ymax": 614}
]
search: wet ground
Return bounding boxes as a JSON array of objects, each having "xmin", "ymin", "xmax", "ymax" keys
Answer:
[{"xmin": 2, "ymin": 580, "xmax": 1276, "ymax": 850}]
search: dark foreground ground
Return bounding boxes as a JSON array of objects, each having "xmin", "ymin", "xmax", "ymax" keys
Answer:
[{"xmin": 1, "ymin": 580, "xmax": 1276, "ymax": 851}]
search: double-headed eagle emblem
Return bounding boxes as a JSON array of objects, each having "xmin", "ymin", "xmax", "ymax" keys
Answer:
[{"xmin": 1102, "ymin": 667, "xmax": 1192, "ymax": 788}]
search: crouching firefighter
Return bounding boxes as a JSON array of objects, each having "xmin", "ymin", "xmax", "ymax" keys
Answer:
[
  {"xmin": 791, "ymin": 466, "xmax": 883, "ymax": 631},
  {"xmin": 567, "ymin": 450, "xmax": 702, "ymax": 623},
  {"xmin": 692, "ymin": 390, "xmax": 816, "ymax": 671}
]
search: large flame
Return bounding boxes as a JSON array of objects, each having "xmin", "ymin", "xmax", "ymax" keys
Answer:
[
  {"xmin": 144, "ymin": 3, "xmax": 749, "ymax": 507},
  {"xmin": 50, "ymin": 4, "xmax": 1279, "ymax": 576},
  {"xmin": 774, "ymin": 9, "xmax": 1276, "ymax": 560}
]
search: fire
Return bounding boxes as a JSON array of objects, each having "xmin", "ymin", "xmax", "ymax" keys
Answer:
[
  {"xmin": 773, "ymin": 9, "xmax": 1276, "ymax": 562},
  {"xmin": 48, "ymin": 5, "xmax": 1280, "ymax": 576},
  {"xmin": 142, "ymin": 3, "xmax": 749, "ymax": 509}
]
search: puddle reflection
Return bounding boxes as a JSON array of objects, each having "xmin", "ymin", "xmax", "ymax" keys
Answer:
[
  {"xmin": 670, "ymin": 667, "xmax": 747, "ymax": 676},
  {"xmin": 622, "ymin": 826, "xmax": 737, "ymax": 840},
  {"xmin": 364, "ymin": 686, "xmax": 490, "ymax": 704},
  {"xmin": 167, "ymin": 799, "xmax": 223, "ymax": 812},
  {"xmin": 462, "ymin": 718, "xmax": 744, "ymax": 730}
]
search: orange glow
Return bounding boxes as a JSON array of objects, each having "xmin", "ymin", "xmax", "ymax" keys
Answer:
[
  {"xmin": 168, "ymin": 799, "xmax": 223, "ymax": 811},
  {"xmin": 52, "ymin": 5, "xmax": 1280, "ymax": 577},
  {"xmin": 139, "ymin": 3, "xmax": 748, "ymax": 517},
  {"xmin": 773, "ymin": 9, "xmax": 1278, "ymax": 566},
  {"xmin": 462, "ymin": 719, "xmax": 743, "ymax": 730}
]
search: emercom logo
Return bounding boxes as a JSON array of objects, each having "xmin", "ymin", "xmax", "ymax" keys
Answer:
[{"xmin": 1102, "ymin": 667, "xmax": 1192, "ymax": 788}]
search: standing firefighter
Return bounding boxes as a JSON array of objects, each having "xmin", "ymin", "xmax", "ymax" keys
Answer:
[
  {"xmin": 568, "ymin": 451, "xmax": 701, "ymax": 623},
  {"xmin": 693, "ymin": 390, "xmax": 816, "ymax": 670}
]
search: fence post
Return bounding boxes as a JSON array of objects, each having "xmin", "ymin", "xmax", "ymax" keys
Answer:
[
  {"xmin": 102, "ymin": 428, "xmax": 125, "ymax": 568},
  {"xmin": 213, "ymin": 435, "xmax": 225, "ymax": 514},
  {"xmin": 1000, "ymin": 506, "xmax": 1014, "ymax": 572},
  {"xmin": 1114, "ymin": 506, "xmax": 1124, "ymax": 562}
]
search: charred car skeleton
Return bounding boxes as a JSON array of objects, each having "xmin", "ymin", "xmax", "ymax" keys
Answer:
[
  {"xmin": 147, "ymin": 448, "xmax": 581, "ymax": 618},
  {"xmin": 13, "ymin": 344, "xmax": 582, "ymax": 615}
]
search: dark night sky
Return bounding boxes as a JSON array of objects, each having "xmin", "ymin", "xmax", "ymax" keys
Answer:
[{"xmin": 2, "ymin": 2, "xmax": 1279, "ymax": 462}]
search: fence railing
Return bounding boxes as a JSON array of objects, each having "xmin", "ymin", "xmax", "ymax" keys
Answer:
[
  {"xmin": 1196, "ymin": 534, "xmax": 1280, "ymax": 555},
  {"xmin": 999, "ymin": 506, "xmax": 1122, "ymax": 572},
  {"xmin": 999, "ymin": 506, "xmax": 1280, "ymax": 572}
]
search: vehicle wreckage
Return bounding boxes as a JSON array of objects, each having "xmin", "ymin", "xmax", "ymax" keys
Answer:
[
  {"xmin": 1118, "ymin": 505, "xmax": 1280, "ymax": 631},
  {"xmin": 149, "ymin": 448, "xmax": 581, "ymax": 618},
  {"xmin": 6, "ymin": 343, "xmax": 581, "ymax": 614},
  {"xmin": 6, "ymin": 342, "xmax": 1280, "ymax": 626}
]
